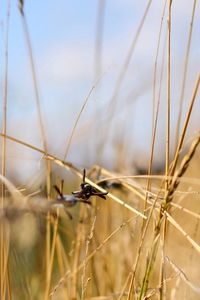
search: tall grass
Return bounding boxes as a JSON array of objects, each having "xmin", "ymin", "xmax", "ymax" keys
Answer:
[{"xmin": 0, "ymin": 1, "xmax": 200, "ymax": 300}]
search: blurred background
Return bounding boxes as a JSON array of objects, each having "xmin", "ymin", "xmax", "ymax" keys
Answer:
[
  {"xmin": 0, "ymin": 0, "xmax": 200, "ymax": 183},
  {"xmin": 0, "ymin": 2, "xmax": 200, "ymax": 300}
]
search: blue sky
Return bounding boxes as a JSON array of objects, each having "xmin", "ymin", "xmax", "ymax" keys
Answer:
[{"xmin": 0, "ymin": 0, "xmax": 200, "ymax": 182}]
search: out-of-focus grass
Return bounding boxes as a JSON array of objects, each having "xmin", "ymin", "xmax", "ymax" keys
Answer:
[
  {"xmin": 1, "ymin": 144, "xmax": 200, "ymax": 300},
  {"xmin": 1, "ymin": 1, "xmax": 200, "ymax": 300}
]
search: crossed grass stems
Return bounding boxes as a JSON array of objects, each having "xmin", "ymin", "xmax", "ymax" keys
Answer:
[
  {"xmin": 1, "ymin": 131, "xmax": 200, "ymax": 299},
  {"xmin": 0, "ymin": 1, "xmax": 198, "ymax": 299}
]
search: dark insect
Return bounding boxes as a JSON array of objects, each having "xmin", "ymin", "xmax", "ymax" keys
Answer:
[
  {"xmin": 53, "ymin": 169, "xmax": 108, "ymax": 215},
  {"xmin": 72, "ymin": 169, "xmax": 108, "ymax": 200}
]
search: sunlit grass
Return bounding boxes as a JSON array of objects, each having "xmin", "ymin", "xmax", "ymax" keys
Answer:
[{"xmin": 0, "ymin": 1, "xmax": 200, "ymax": 300}]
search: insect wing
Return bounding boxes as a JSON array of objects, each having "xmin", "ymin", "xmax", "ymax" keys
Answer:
[{"xmin": 62, "ymin": 195, "xmax": 77, "ymax": 207}]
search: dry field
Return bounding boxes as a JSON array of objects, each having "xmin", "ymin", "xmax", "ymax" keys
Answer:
[{"xmin": 0, "ymin": 1, "xmax": 200, "ymax": 299}]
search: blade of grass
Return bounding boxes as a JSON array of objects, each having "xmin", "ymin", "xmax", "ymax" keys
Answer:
[
  {"xmin": 18, "ymin": 3, "xmax": 52, "ymax": 298},
  {"xmin": 94, "ymin": 0, "xmax": 106, "ymax": 81},
  {"xmin": 170, "ymin": 72, "xmax": 200, "ymax": 177},
  {"xmin": 63, "ymin": 82, "xmax": 99, "ymax": 161},
  {"xmin": 145, "ymin": 15, "xmax": 167, "ymax": 212},
  {"xmin": 165, "ymin": 0, "xmax": 172, "ymax": 191},
  {"xmin": 175, "ymin": 0, "xmax": 198, "ymax": 150},
  {"xmin": 166, "ymin": 212, "xmax": 200, "ymax": 255},
  {"xmin": 165, "ymin": 256, "xmax": 200, "ymax": 294},
  {"xmin": 158, "ymin": 3, "xmax": 173, "ymax": 296},
  {"xmin": 0, "ymin": 134, "xmax": 147, "ymax": 219},
  {"xmin": 97, "ymin": 0, "xmax": 153, "ymax": 158},
  {"xmin": 138, "ymin": 131, "xmax": 200, "ymax": 299},
  {"xmin": 1, "ymin": 1, "xmax": 11, "ymax": 298},
  {"xmin": 49, "ymin": 216, "xmax": 137, "ymax": 299}
]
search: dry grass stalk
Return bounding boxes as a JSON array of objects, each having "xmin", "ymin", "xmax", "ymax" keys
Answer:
[
  {"xmin": 165, "ymin": 256, "xmax": 200, "ymax": 294},
  {"xmin": 0, "ymin": 134, "xmax": 147, "ymax": 219},
  {"xmin": 0, "ymin": 2, "xmax": 200, "ymax": 299},
  {"xmin": 165, "ymin": 0, "xmax": 172, "ymax": 191},
  {"xmin": 49, "ymin": 216, "xmax": 136, "ymax": 298},
  {"xmin": 170, "ymin": 72, "xmax": 200, "ymax": 177},
  {"xmin": 166, "ymin": 133, "xmax": 200, "ymax": 204},
  {"xmin": 97, "ymin": 0, "xmax": 153, "ymax": 158},
  {"xmin": 1, "ymin": 2, "xmax": 11, "ymax": 298},
  {"xmin": 175, "ymin": 0, "xmax": 198, "ymax": 148},
  {"xmin": 137, "ymin": 133, "xmax": 200, "ymax": 298}
]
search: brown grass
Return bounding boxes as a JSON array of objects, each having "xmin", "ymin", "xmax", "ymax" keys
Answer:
[{"xmin": 0, "ymin": 1, "xmax": 200, "ymax": 300}]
